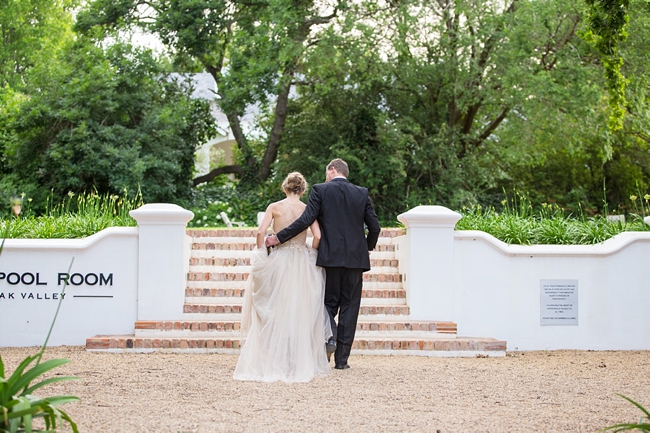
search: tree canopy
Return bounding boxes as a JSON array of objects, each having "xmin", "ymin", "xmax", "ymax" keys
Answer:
[{"xmin": 1, "ymin": 0, "xmax": 650, "ymax": 223}]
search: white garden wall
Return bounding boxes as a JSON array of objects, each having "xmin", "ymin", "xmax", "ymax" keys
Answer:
[
  {"xmin": 398, "ymin": 206, "xmax": 650, "ymax": 351},
  {"xmin": 2, "ymin": 203, "xmax": 649, "ymax": 351},
  {"xmin": 0, "ymin": 204, "xmax": 193, "ymax": 347}
]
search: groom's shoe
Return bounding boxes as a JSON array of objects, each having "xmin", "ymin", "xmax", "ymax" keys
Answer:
[
  {"xmin": 326, "ymin": 338, "xmax": 336, "ymax": 362},
  {"xmin": 334, "ymin": 363, "xmax": 350, "ymax": 370}
]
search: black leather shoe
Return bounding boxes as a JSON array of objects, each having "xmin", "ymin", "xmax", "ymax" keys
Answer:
[
  {"xmin": 334, "ymin": 363, "xmax": 350, "ymax": 370},
  {"xmin": 326, "ymin": 338, "xmax": 336, "ymax": 362}
]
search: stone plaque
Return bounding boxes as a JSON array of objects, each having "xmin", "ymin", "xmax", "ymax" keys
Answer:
[{"xmin": 540, "ymin": 279, "xmax": 578, "ymax": 326}]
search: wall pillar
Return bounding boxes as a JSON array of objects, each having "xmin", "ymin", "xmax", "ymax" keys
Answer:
[
  {"xmin": 130, "ymin": 204, "xmax": 194, "ymax": 320},
  {"xmin": 397, "ymin": 206, "xmax": 461, "ymax": 321}
]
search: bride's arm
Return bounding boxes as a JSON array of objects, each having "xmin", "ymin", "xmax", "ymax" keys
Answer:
[
  {"xmin": 256, "ymin": 204, "xmax": 275, "ymax": 249},
  {"xmin": 310, "ymin": 220, "xmax": 321, "ymax": 249}
]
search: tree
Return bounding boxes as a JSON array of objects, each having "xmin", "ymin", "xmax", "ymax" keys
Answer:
[
  {"xmin": 0, "ymin": 0, "xmax": 77, "ymax": 89},
  {"xmin": 1, "ymin": 39, "xmax": 216, "ymax": 205},
  {"xmin": 75, "ymin": 0, "xmax": 347, "ymax": 186}
]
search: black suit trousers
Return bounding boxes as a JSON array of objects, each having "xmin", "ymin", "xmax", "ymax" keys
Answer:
[{"xmin": 324, "ymin": 267, "xmax": 363, "ymax": 366}]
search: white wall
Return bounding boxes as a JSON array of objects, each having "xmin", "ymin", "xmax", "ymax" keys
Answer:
[
  {"xmin": 0, "ymin": 203, "xmax": 193, "ymax": 347},
  {"xmin": 398, "ymin": 206, "xmax": 650, "ymax": 351},
  {"xmin": 0, "ymin": 228, "xmax": 139, "ymax": 347}
]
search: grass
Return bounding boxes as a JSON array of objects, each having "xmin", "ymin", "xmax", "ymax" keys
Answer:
[
  {"xmin": 456, "ymin": 195, "xmax": 650, "ymax": 245},
  {"xmin": 0, "ymin": 190, "xmax": 143, "ymax": 239}
]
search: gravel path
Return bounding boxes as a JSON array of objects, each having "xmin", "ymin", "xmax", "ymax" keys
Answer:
[{"xmin": 1, "ymin": 347, "xmax": 649, "ymax": 432}]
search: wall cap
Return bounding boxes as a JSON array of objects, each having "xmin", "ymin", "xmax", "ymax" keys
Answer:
[
  {"xmin": 130, "ymin": 203, "xmax": 194, "ymax": 226},
  {"xmin": 397, "ymin": 205, "xmax": 462, "ymax": 229},
  {"xmin": 0, "ymin": 227, "xmax": 138, "ymax": 251}
]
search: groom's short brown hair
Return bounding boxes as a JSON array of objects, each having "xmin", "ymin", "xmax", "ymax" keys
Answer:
[{"xmin": 327, "ymin": 158, "xmax": 349, "ymax": 177}]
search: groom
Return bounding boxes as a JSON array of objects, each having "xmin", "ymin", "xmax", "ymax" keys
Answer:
[{"xmin": 265, "ymin": 158, "xmax": 381, "ymax": 369}]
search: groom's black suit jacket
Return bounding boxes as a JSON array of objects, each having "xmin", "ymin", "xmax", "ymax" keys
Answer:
[{"xmin": 276, "ymin": 178, "xmax": 381, "ymax": 271}]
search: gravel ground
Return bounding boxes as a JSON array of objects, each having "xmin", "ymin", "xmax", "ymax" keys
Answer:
[{"xmin": 1, "ymin": 347, "xmax": 649, "ymax": 432}]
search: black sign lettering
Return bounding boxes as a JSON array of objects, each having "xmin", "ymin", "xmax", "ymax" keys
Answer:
[
  {"xmin": 58, "ymin": 273, "xmax": 69, "ymax": 285},
  {"xmin": 85, "ymin": 273, "xmax": 98, "ymax": 286},
  {"xmin": 100, "ymin": 273, "xmax": 113, "ymax": 286},
  {"xmin": 21, "ymin": 273, "xmax": 35, "ymax": 285},
  {"xmin": 36, "ymin": 273, "xmax": 47, "ymax": 285},
  {"xmin": 8, "ymin": 293, "xmax": 14, "ymax": 299},
  {"xmin": 70, "ymin": 273, "xmax": 84, "ymax": 286},
  {"xmin": 7, "ymin": 273, "xmax": 20, "ymax": 285}
]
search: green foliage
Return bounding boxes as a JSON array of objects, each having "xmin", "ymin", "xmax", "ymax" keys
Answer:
[
  {"xmin": 187, "ymin": 181, "xmax": 284, "ymax": 228},
  {"xmin": 456, "ymin": 193, "xmax": 649, "ymax": 245},
  {"xmin": 0, "ymin": 0, "xmax": 77, "ymax": 89},
  {"xmin": 0, "ymin": 189, "xmax": 142, "ymax": 239},
  {"xmin": 584, "ymin": 0, "xmax": 630, "ymax": 130},
  {"xmin": 602, "ymin": 394, "xmax": 650, "ymax": 432},
  {"xmin": 0, "ymin": 38, "xmax": 216, "ymax": 208},
  {"xmin": 0, "ymin": 355, "xmax": 79, "ymax": 433}
]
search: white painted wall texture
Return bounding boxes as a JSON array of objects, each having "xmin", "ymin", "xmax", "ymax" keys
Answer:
[
  {"xmin": 0, "ymin": 204, "xmax": 193, "ymax": 347},
  {"xmin": 398, "ymin": 206, "xmax": 650, "ymax": 351}
]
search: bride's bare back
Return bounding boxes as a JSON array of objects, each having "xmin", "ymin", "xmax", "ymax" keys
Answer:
[{"xmin": 257, "ymin": 195, "xmax": 321, "ymax": 249}]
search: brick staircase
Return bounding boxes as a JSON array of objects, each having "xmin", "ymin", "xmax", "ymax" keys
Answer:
[{"xmin": 86, "ymin": 228, "xmax": 506, "ymax": 356}]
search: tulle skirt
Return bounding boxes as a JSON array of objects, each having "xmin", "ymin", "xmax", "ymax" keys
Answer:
[{"xmin": 233, "ymin": 242, "xmax": 332, "ymax": 383}]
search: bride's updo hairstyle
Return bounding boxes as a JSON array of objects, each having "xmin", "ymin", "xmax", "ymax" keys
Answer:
[{"xmin": 282, "ymin": 172, "xmax": 307, "ymax": 195}]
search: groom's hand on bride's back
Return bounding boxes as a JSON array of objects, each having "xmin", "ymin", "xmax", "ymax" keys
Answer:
[{"xmin": 265, "ymin": 234, "xmax": 280, "ymax": 248}]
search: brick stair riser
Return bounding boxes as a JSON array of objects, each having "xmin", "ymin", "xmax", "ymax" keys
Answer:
[
  {"xmin": 184, "ymin": 297, "xmax": 406, "ymax": 306},
  {"xmin": 184, "ymin": 288, "xmax": 406, "ymax": 300},
  {"xmin": 191, "ymin": 238, "xmax": 395, "ymax": 251},
  {"xmin": 186, "ymin": 272, "xmax": 402, "ymax": 283},
  {"xmin": 187, "ymin": 266, "xmax": 400, "ymax": 275},
  {"xmin": 185, "ymin": 281, "xmax": 404, "ymax": 290},
  {"xmin": 133, "ymin": 321, "xmax": 456, "ymax": 335},
  {"xmin": 86, "ymin": 337, "xmax": 504, "ymax": 356},
  {"xmin": 189, "ymin": 250, "xmax": 397, "ymax": 261},
  {"xmin": 187, "ymin": 228, "xmax": 404, "ymax": 238},
  {"xmin": 181, "ymin": 304, "xmax": 410, "ymax": 316}
]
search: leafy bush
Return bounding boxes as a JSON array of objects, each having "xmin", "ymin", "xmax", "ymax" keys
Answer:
[{"xmin": 186, "ymin": 181, "xmax": 283, "ymax": 228}]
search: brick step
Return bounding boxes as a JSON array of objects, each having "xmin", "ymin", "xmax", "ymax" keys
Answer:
[
  {"xmin": 185, "ymin": 281, "xmax": 403, "ymax": 290},
  {"xmin": 185, "ymin": 296, "xmax": 405, "ymax": 307},
  {"xmin": 186, "ymin": 272, "xmax": 402, "ymax": 283},
  {"xmin": 190, "ymin": 249, "xmax": 397, "ymax": 261},
  {"xmin": 181, "ymin": 304, "xmax": 410, "ymax": 316},
  {"xmin": 184, "ymin": 288, "xmax": 406, "ymax": 300},
  {"xmin": 187, "ymin": 228, "xmax": 405, "ymax": 238},
  {"xmin": 132, "ymin": 320, "xmax": 456, "ymax": 337},
  {"xmin": 187, "ymin": 258, "xmax": 399, "ymax": 268},
  {"xmin": 191, "ymin": 241, "xmax": 396, "ymax": 252},
  {"xmin": 85, "ymin": 335, "xmax": 505, "ymax": 357}
]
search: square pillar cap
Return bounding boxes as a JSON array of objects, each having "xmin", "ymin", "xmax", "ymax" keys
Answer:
[
  {"xmin": 398, "ymin": 205, "xmax": 461, "ymax": 229},
  {"xmin": 130, "ymin": 203, "xmax": 194, "ymax": 226}
]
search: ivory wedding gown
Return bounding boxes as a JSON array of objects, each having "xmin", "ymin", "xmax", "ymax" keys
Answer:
[{"xmin": 233, "ymin": 225, "xmax": 332, "ymax": 383}]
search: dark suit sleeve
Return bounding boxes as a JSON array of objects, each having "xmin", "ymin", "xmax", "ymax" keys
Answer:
[
  {"xmin": 276, "ymin": 185, "xmax": 322, "ymax": 243},
  {"xmin": 364, "ymin": 193, "xmax": 381, "ymax": 250}
]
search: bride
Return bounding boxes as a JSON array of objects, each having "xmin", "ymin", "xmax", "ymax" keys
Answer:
[{"xmin": 233, "ymin": 172, "xmax": 332, "ymax": 382}]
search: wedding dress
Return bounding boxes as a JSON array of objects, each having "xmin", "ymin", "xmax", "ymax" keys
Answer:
[{"xmin": 233, "ymin": 224, "xmax": 332, "ymax": 383}]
